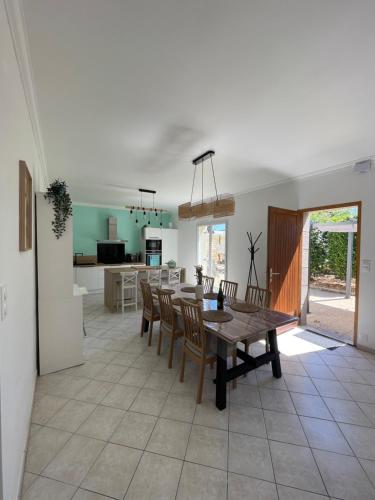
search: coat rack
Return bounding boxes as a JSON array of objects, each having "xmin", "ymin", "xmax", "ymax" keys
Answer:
[{"xmin": 247, "ymin": 231, "xmax": 262, "ymax": 288}]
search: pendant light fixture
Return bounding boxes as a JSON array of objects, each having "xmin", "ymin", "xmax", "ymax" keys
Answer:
[
  {"xmin": 178, "ymin": 150, "xmax": 235, "ymax": 220},
  {"xmin": 127, "ymin": 188, "xmax": 168, "ymax": 227}
]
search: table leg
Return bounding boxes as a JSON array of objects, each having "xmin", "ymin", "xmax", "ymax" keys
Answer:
[
  {"xmin": 144, "ymin": 319, "xmax": 149, "ymax": 333},
  {"xmin": 216, "ymin": 338, "xmax": 228, "ymax": 410},
  {"xmin": 268, "ymin": 329, "xmax": 282, "ymax": 378}
]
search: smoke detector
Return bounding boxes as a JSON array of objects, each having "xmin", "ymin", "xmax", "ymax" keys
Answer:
[{"xmin": 353, "ymin": 159, "xmax": 372, "ymax": 174}]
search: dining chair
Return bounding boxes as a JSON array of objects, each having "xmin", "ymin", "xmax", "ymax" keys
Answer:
[
  {"xmin": 117, "ymin": 270, "xmax": 138, "ymax": 313},
  {"xmin": 180, "ymin": 300, "xmax": 216, "ymax": 404},
  {"xmin": 156, "ymin": 289, "xmax": 183, "ymax": 368},
  {"xmin": 147, "ymin": 268, "xmax": 162, "ymax": 288},
  {"xmin": 220, "ymin": 279, "xmax": 238, "ymax": 300},
  {"xmin": 140, "ymin": 280, "xmax": 160, "ymax": 346},
  {"xmin": 202, "ymin": 275, "xmax": 214, "ymax": 293},
  {"xmin": 168, "ymin": 267, "xmax": 181, "ymax": 286},
  {"xmin": 242, "ymin": 285, "xmax": 272, "ymax": 353}
]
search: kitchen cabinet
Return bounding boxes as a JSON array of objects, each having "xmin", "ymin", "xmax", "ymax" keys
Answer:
[
  {"xmin": 161, "ymin": 228, "xmax": 178, "ymax": 264},
  {"xmin": 75, "ymin": 264, "xmax": 146, "ymax": 293}
]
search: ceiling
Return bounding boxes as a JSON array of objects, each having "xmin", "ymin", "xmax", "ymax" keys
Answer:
[{"xmin": 23, "ymin": 0, "xmax": 375, "ymax": 209}]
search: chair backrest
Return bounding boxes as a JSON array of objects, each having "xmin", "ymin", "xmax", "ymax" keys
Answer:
[
  {"xmin": 220, "ymin": 279, "xmax": 238, "ymax": 299},
  {"xmin": 245, "ymin": 285, "xmax": 271, "ymax": 308},
  {"xmin": 120, "ymin": 271, "xmax": 138, "ymax": 288},
  {"xmin": 180, "ymin": 300, "xmax": 206, "ymax": 354},
  {"xmin": 147, "ymin": 268, "xmax": 162, "ymax": 286},
  {"xmin": 168, "ymin": 268, "xmax": 181, "ymax": 285},
  {"xmin": 202, "ymin": 275, "xmax": 214, "ymax": 293},
  {"xmin": 140, "ymin": 280, "xmax": 156, "ymax": 315},
  {"xmin": 156, "ymin": 289, "xmax": 175, "ymax": 330}
]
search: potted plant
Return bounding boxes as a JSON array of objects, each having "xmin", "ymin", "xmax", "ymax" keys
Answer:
[
  {"xmin": 44, "ymin": 179, "xmax": 73, "ymax": 239},
  {"xmin": 195, "ymin": 265, "xmax": 204, "ymax": 300}
]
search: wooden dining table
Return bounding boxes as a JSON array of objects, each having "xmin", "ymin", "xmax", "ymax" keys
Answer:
[{"xmin": 153, "ymin": 283, "xmax": 297, "ymax": 410}]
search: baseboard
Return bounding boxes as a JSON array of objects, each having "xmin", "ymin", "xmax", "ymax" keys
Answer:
[
  {"xmin": 16, "ymin": 370, "xmax": 37, "ymax": 500},
  {"xmin": 357, "ymin": 343, "xmax": 375, "ymax": 355}
]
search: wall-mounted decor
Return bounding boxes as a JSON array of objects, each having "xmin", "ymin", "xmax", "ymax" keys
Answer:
[
  {"xmin": 44, "ymin": 179, "xmax": 73, "ymax": 239},
  {"xmin": 247, "ymin": 231, "xmax": 262, "ymax": 288},
  {"xmin": 19, "ymin": 160, "xmax": 32, "ymax": 251},
  {"xmin": 178, "ymin": 150, "xmax": 235, "ymax": 220}
]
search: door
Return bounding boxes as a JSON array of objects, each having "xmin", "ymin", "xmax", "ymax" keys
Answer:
[
  {"xmin": 267, "ymin": 207, "xmax": 303, "ymax": 317},
  {"xmin": 197, "ymin": 222, "xmax": 227, "ymax": 287}
]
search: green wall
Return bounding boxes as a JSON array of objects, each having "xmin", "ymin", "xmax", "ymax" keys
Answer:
[{"xmin": 73, "ymin": 204, "xmax": 172, "ymax": 255}]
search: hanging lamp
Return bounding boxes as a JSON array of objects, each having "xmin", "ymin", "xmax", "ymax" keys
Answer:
[
  {"xmin": 178, "ymin": 150, "xmax": 235, "ymax": 220},
  {"xmin": 126, "ymin": 188, "xmax": 168, "ymax": 227}
]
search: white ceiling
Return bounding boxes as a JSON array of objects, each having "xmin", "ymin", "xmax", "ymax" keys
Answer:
[{"xmin": 23, "ymin": 0, "xmax": 375, "ymax": 209}]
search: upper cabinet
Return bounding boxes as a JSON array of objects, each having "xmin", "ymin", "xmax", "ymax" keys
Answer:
[
  {"xmin": 161, "ymin": 228, "xmax": 178, "ymax": 264},
  {"xmin": 142, "ymin": 226, "xmax": 162, "ymax": 239}
]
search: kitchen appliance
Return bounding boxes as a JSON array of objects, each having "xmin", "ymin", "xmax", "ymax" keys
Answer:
[
  {"xmin": 97, "ymin": 242, "xmax": 125, "ymax": 264},
  {"xmin": 145, "ymin": 239, "xmax": 162, "ymax": 252},
  {"xmin": 146, "ymin": 253, "xmax": 161, "ymax": 266}
]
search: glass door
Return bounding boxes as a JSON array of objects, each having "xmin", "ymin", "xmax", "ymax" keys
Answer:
[{"xmin": 197, "ymin": 222, "xmax": 227, "ymax": 287}]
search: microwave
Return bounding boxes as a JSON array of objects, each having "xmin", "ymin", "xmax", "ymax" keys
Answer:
[
  {"xmin": 146, "ymin": 239, "xmax": 162, "ymax": 252},
  {"xmin": 146, "ymin": 253, "xmax": 161, "ymax": 266}
]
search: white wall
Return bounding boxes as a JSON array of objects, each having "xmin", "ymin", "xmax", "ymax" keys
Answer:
[
  {"xmin": 0, "ymin": 1, "xmax": 46, "ymax": 498},
  {"xmin": 178, "ymin": 166, "xmax": 375, "ymax": 349}
]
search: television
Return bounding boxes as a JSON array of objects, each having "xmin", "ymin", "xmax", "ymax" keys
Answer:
[{"xmin": 97, "ymin": 242, "xmax": 125, "ymax": 264}]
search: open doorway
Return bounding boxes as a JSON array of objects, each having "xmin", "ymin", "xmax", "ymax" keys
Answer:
[
  {"xmin": 300, "ymin": 203, "xmax": 361, "ymax": 345},
  {"xmin": 197, "ymin": 222, "xmax": 227, "ymax": 287}
]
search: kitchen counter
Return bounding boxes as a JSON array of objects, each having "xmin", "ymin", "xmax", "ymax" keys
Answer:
[{"xmin": 74, "ymin": 262, "xmax": 145, "ymax": 268}]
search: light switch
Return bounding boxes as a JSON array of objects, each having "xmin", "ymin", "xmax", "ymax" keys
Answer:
[
  {"xmin": 0, "ymin": 284, "xmax": 7, "ymax": 321},
  {"xmin": 361, "ymin": 259, "xmax": 371, "ymax": 272}
]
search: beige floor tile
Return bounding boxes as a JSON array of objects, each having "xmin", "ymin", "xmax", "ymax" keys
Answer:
[
  {"xmin": 130, "ymin": 388, "xmax": 168, "ymax": 416},
  {"xmin": 255, "ymin": 370, "xmax": 287, "ymax": 390},
  {"xmin": 270, "ymin": 441, "xmax": 326, "ymax": 495},
  {"xmin": 312, "ymin": 378, "xmax": 352, "ymax": 400},
  {"xmin": 193, "ymin": 399, "xmax": 229, "ymax": 430},
  {"xmin": 72, "ymin": 489, "xmax": 113, "ymax": 500},
  {"xmin": 125, "ymin": 451, "xmax": 182, "ymax": 500},
  {"xmin": 43, "ymin": 434, "xmax": 105, "ymax": 485},
  {"xmin": 146, "ymin": 417, "xmax": 191, "ymax": 459},
  {"xmin": 290, "ymin": 392, "xmax": 332, "ymax": 420},
  {"xmin": 284, "ymin": 374, "xmax": 318, "ymax": 395},
  {"xmin": 176, "ymin": 462, "xmax": 227, "ymax": 500},
  {"xmin": 100, "ymin": 384, "xmax": 139, "ymax": 410},
  {"xmin": 228, "ymin": 432, "xmax": 274, "ymax": 481},
  {"xmin": 110, "ymin": 411, "xmax": 156, "ymax": 449},
  {"xmin": 281, "ymin": 360, "xmax": 308, "ymax": 376},
  {"xmin": 229, "ymin": 403, "xmax": 266, "ymax": 438},
  {"xmin": 81, "ymin": 443, "xmax": 142, "ymax": 499},
  {"xmin": 144, "ymin": 370, "xmax": 177, "ymax": 392},
  {"xmin": 313, "ymin": 448, "xmax": 375, "ymax": 500},
  {"xmin": 323, "ymin": 397, "xmax": 372, "ymax": 426},
  {"xmin": 185, "ymin": 424, "xmax": 228, "ymax": 470},
  {"xmin": 228, "ymin": 473, "xmax": 278, "ymax": 500},
  {"xmin": 264, "ymin": 410, "xmax": 308, "ymax": 446},
  {"xmin": 342, "ymin": 382, "xmax": 375, "ymax": 404},
  {"xmin": 64, "ymin": 361, "xmax": 107, "ymax": 379},
  {"xmin": 330, "ymin": 366, "xmax": 367, "ymax": 383},
  {"xmin": 25, "ymin": 426, "xmax": 72, "ymax": 474},
  {"xmin": 31, "ymin": 395, "xmax": 69, "ymax": 425},
  {"xmin": 160, "ymin": 393, "xmax": 196, "ymax": 423},
  {"xmin": 89, "ymin": 349, "xmax": 118, "ymax": 363},
  {"xmin": 22, "ymin": 476, "xmax": 76, "ymax": 500},
  {"xmin": 359, "ymin": 402, "xmax": 375, "ymax": 425},
  {"xmin": 77, "ymin": 405, "xmax": 125, "ymax": 441},
  {"xmin": 119, "ymin": 367, "xmax": 151, "ymax": 387},
  {"xmin": 339, "ymin": 423, "xmax": 375, "ymax": 459},
  {"xmin": 47, "ymin": 400, "xmax": 96, "ymax": 432},
  {"xmin": 75, "ymin": 380, "xmax": 114, "ymax": 404},
  {"xmin": 302, "ymin": 363, "xmax": 336, "ymax": 381},
  {"xmin": 111, "ymin": 352, "xmax": 139, "ymax": 367},
  {"xmin": 93, "ymin": 364, "xmax": 128, "ymax": 383},
  {"xmin": 21, "ymin": 472, "xmax": 38, "ymax": 495},
  {"xmin": 260, "ymin": 388, "xmax": 296, "ymax": 414},
  {"xmin": 230, "ymin": 384, "xmax": 261, "ymax": 407},
  {"xmin": 359, "ymin": 458, "xmax": 375, "ymax": 488},
  {"xmin": 277, "ymin": 485, "xmax": 328, "ymax": 499},
  {"xmin": 47, "ymin": 375, "xmax": 90, "ymax": 399},
  {"xmin": 300, "ymin": 416, "xmax": 353, "ymax": 455}
]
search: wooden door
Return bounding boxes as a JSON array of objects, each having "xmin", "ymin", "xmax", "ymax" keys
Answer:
[{"xmin": 267, "ymin": 207, "xmax": 303, "ymax": 317}]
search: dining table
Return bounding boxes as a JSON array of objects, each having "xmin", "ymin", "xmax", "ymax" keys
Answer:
[{"xmin": 152, "ymin": 283, "xmax": 297, "ymax": 410}]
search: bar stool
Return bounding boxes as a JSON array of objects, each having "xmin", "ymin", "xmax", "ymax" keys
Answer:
[
  {"xmin": 147, "ymin": 268, "xmax": 162, "ymax": 288},
  {"xmin": 168, "ymin": 267, "xmax": 181, "ymax": 286},
  {"xmin": 117, "ymin": 271, "xmax": 138, "ymax": 313}
]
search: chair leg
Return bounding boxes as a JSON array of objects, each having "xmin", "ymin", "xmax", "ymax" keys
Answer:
[
  {"xmin": 148, "ymin": 320, "xmax": 154, "ymax": 346},
  {"xmin": 244, "ymin": 339, "xmax": 249, "ymax": 354},
  {"xmin": 157, "ymin": 327, "xmax": 163, "ymax": 356},
  {"xmin": 140, "ymin": 316, "xmax": 145, "ymax": 338},
  {"xmin": 168, "ymin": 334, "xmax": 175, "ymax": 369},
  {"xmin": 232, "ymin": 350, "xmax": 237, "ymax": 389},
  {"xmin": 197, "ymin": 360, "xmax": 206, "ymax": 404},
  {"xmin": 180, "ymin": 348, "xmax": 186, "ymax": 382}
]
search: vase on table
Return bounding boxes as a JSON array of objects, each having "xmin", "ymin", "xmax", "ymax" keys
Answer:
[{"xmin": 195, "ymin": 284, "xmax": 204, "ymax": 300}]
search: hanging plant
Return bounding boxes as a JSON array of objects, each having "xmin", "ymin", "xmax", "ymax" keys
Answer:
[{"xmin": 44, "ymin": 179, "xmax": 73, "ymax": 239}]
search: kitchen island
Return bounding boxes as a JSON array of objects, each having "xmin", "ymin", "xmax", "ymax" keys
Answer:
[{"xmin": 104, "ymin": 265, "xmax": 186, "ymax": 312}]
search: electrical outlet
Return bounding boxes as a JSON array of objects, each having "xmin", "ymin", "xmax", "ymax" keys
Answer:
[{"xmin": 0, "ymin": 284, "xmax": 7, "ymax": 321}]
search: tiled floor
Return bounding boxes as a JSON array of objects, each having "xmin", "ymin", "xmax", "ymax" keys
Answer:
[{"xmin": 22, "ymin": 293, "xmax": 375, "ymax": 499}]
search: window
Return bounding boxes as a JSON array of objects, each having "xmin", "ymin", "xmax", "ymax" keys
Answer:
[{"xmin": 197, "ymin": 222, "xmax": 227, "ymax": 287}]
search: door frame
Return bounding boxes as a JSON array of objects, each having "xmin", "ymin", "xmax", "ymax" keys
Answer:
[
  {"xmin": 267, "ymin": 206, "xmax": 303, "ymax": 317},
  {"xmin": 299, "ymin": 201, "xmax": 362, "ymax": 346}
]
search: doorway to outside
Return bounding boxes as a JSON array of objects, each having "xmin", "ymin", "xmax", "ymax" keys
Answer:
[
  {"xmin": 197, "ymin": 222, "xmax": 227, "ymax": 287},
  {"xmin": 300, "ymin": 204, "xmax": 360, "ymax": 345}
]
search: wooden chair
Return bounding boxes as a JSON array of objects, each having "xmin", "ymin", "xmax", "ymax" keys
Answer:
[
  {"xmin": 140, "ymin": 280, "xmax": 160, "ymax": 346},
  {"xmin": 242, "ymin": 285, "xmax": 272, "ymax": 353},
  {"xmin": 156, "ymin": 289, "xmax": 183, "ymax": 368},
  {"xmin": 220, "ymin": 279, "xmax": 238, "ymax": 300},
  {"xmin": 180, "ymin": 300, "xmax": 216, "ymax": 404},
  {"xmin": 202, "ymin": 275, "xmax": 214, "ymax": 293}
]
